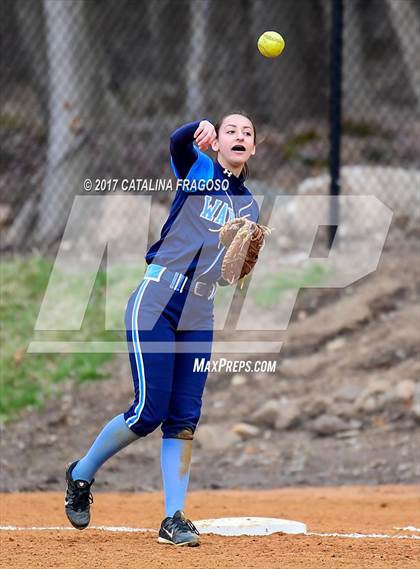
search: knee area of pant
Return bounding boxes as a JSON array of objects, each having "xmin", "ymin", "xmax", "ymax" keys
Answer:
[
  {"xmin": 128, "ymin": 421, "xmax": 161, "ymax": 438},
  {"xmin": 170, "ymin": 427, "xmax": 195, "ymax": 441}
]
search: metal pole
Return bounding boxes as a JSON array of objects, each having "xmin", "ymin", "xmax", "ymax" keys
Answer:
[{"xmin": 329, "ymin": 0, "xmax": 344, "ymax": 248}]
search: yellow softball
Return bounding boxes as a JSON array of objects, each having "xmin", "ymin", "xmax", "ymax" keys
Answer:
[{"xmin": 257, "ymin": 31, "xmax": 285, "ymax": 58}]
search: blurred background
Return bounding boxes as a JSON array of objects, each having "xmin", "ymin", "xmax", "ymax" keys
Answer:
[{"xmin": 0, "ymin": 0, "xmax": 419, "ymax": 492}]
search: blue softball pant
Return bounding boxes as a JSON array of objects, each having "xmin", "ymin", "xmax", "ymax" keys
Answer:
[{"xmin": 123, "ymin": 275, "xmax": 214, "ymax": 439}]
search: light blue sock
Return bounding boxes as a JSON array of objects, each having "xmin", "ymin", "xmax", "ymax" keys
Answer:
[
  {"xmin": 161, "ymin": 438, "xmax": 193, "ymax": 517},
  {"xmin": 71, "ymin": 413, "xmax": 139, "ymax": 483}
]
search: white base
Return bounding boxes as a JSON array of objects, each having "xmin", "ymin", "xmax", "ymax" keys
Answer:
[{"xmin": 194, "ymin": 517, "xmax": 307, "ymax": 536}]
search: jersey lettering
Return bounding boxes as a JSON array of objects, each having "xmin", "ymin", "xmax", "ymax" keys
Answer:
[
  {"xmin": 200, "ymin": 196, "xmax": 222, "ymax": 221},
  {"xmin": 200, "ymin": 196, "xmax": 234, "ymax": 225},
  {"xmin": 213, "ymin": 202, "xmax": 229, "ymax": 225}
]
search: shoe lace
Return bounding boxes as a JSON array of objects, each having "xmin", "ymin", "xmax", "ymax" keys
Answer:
[
  {"xmin": 69, "ymin": 483, "xmax": 93, "ymax": 511},
  {"xmin": 173, "ymin": 516, "xmax": 200, "ymax": 536}
]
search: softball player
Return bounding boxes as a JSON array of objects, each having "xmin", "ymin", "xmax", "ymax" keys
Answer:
[{"xmin": 65, "ymin": 112, "xmax": 260, "ymax": 546}]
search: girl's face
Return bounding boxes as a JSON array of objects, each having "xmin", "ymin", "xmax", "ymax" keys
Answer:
[{"xmin": 212, "ymin": 114, "xmax": 256, "ymax": 169}]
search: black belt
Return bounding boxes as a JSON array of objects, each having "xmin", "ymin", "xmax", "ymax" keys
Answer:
[{"xmin": 145, "ymin": 264, "xmax": 217, "ymax": 300}]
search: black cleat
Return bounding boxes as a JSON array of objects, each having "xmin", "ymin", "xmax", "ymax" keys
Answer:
[
  {"xmin": 64, "ymin": 461, "xmax": 94, "ymax": 530},
  {"xmin": 158, "ymin": 510, "xmax": 200, "ymax": 547}
]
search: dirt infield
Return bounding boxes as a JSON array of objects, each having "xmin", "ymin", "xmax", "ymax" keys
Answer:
[{"xmin": 1, "ymin": 486, "xmax": 418, "ymax": 568}]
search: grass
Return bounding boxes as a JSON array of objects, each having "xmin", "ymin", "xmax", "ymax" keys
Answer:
[
  {"xmin": 342, "ymin": 119, "xmax": 389, "ymax": 138},
  {"xmin": 0, "ymin": 256, "xmax": 121, "ymax": 423},
  {"xmin": 213, "ymin": 264, "xmax": 329, "ymax": 310},
  {"xmin": 253, "ymin": 264, "xmax": 328, "ymax": 308},
  {"xmin": 0, "ymin": 111, "xmax": 28, "ymax": 132},
  {"xmin": 283, "ymin": 128, "xmax": 320, "ymax": 160}
]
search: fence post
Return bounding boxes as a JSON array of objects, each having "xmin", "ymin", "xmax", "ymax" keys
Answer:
[{"xmin": 329, "ymin": 0, "xmax": 344, "ymax": 248}]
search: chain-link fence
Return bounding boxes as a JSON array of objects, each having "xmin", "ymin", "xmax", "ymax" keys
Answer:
[{"xmin": 0, "ymin": 0, "xmax": 419, "ymax": 252}]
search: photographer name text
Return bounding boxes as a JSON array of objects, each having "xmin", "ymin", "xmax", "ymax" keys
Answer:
[{"xmin": 83, "ymin": 178, "xmax": 230, "ymax": 192}]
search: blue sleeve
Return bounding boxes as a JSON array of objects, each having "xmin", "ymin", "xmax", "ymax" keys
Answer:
[{"xmin": 169, "ymin": 121, "xmax": 201, "ymax": 179}]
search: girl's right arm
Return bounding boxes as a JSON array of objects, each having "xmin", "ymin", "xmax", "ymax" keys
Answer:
[{"xmin": 170, "ymin": 120, "xmax": 216, "ymax": 179}]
